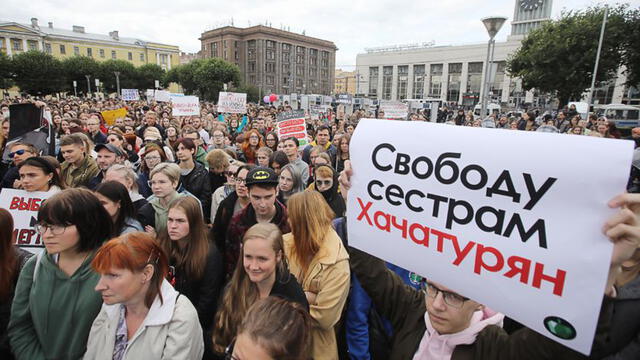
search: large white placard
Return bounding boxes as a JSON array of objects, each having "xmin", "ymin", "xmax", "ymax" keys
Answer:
[
  {"xmin": 154, "ymin": 90, "xmax": 171, "ymax": 102},
  {"xmin": 171, "ymin": 95, "xmax": 200, "ymax": 116},
  {"xmin": 217, "ymin": 92, "xmax": 247, "ymax": 114},
  {"xmin": 346, "ymin": 119, "xmax": 634, "ymax": 355},
  {"xmin": 121, "ymin": 89, "xmax": 139, "ymax": 101},
  {"xmin": 379, "ymin": 101, "xmax": 408, "ymax": 119},
  {"xmin": 0, "ymin": 189, "xmax": 54, "ymax": 254}
]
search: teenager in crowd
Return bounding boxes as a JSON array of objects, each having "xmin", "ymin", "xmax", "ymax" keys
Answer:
[
  {"xmin": 95, "ymin": 181, "xmax": 143, "ymax": 236},
  {"xmin": 0, "ymin": 209, "xmax": 33, "ymax": 360},
  {"xmin": 277, "ymin": 163, "xmax": 305, "ymax": 205},
  {"xmin": 104, "ymin": 164, "xmax": 148, "ymax": 212},
  {"xmin": 226, "ymin": 297, "xmax": 313, "ymax": 360},
  {"xmin": 264, "ymin": 131, "xmax": 279, "ymax": 152},
  {"xmin": 59, "ymin": 134, "xmax": 100, "ymax": 188},
  {"xmin": 211, "ymin": 161, "xmax": 241, "ymax": 222},
  {"xmin": 213, "ymin": 223, "xmax": 308, "ymax": 355},
  {"xmin": 137, "ymin": 143, "xmax": 167, "ymax": 198},
  {"xmin": 17, "ymin": 157, "xmax": 65, "ymax": 193},
  {"xmin": 313, "ymin": 164, "xmax": 345, "ymax": 218},
  {"xmin": 334, "ymin": 133, "xmax": 350, "ymax": 173},
  {"xmin": 269, "ymin": 150, "xmax": 289, "ymax": 176},
  {"xmin": 138, "ymin": 163, "xmax": 188, "ymax": 235},
  {"xmin": 241, "ymin": 129, "xmax": 264, "ymax": 164},
  {"xmin": 256, "ymin": 146, "xmax": 273, "ymax": 167},
  {"xmin": 8, "ymin": 188, "xmax": 113, "ymax": 359},
  {"xmin": 284, "ymin": 191, "xmax": 350, "ymax": 360},
  {"xmin": 157, "ymin": 196, "xmax": 223, "ymax": 358},
  {"xmin": 174, "ymin": 137, "xmax": 211, "ymax": 222},
  {"xmin": 84, "ymin": 232, "xmax": 204, "ymax": 360},
  {"xmin": 206, "ymin": 149, "xmax": 230, "ymax": 194}
]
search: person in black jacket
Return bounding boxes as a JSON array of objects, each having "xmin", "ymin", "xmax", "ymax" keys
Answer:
[
  {"xmin": 175, "ymin": 137, "xmax": 211, "ymax": 222},
  {"xmin": 157, "ymin": 196, "xmax": 223, "ymax": 360},
  {"xmin": 313, "ymin": 164, "xmax": 345, "ymax": 218}
]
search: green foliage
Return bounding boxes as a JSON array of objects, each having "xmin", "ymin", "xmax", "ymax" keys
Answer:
[
  {"xmin": 0, "ymin": 52, "xmax": 13, "ymax": 89},
  {"xmin": 60, "ymin": 56, "xmax": 100, "ymax": 93},
  {"xmin": 168, "ymin": 58, "xmax": 241, "ymax": 101},
  {"xmin": 507, "ymin": 4, "xmax": 639, "ymax": 105},
  {"xmin": 136, "ymin": 63, "xmax": 166, "ymax": 90},
  {"xmin": 11, "ymin": 50, "xmax": 64, "ymax": 95},
  {"xmin": 98, "ymin": 60, "xmax": 137, "ymax": 93}
]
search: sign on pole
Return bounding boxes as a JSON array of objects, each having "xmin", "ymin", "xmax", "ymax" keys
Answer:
[
  {"xmin": 121, "ymin": 89, "xmax": 139, "ymax": 101},
  {"xmin": 0, "ymin": 189, "xmax": 56, "ymax": 254},
  {"xmin": 276, "ymin": 110, "xmax": 308, "ymax": 147},
  {"xmin": 379, "ymin": 101, "xmax": 408, "ymax": 119},
  {"xmin": 346, "ymin": 119, "xmax": 634, "ymax": 355},
  {"xmin": 217, "ymin": 92, "xmax": 247, "ymax": 114},
  {"xmin": 171, "ymin": 95, "xmax": 200, "ymax": 116}
]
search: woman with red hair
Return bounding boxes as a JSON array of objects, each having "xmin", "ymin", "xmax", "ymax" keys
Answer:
[
  {"xmin": 240, "ymin": 129, "xmax": 264, "ymax": 164},
  {"xmin": 84, "ymin": 232, "xmax": 204, "ymax": 360}
]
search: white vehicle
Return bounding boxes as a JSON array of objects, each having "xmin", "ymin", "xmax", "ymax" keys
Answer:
[
  {"xmin": 599, "ymin": 104, "xmax": 640, "ymax": 129},
  {"xmin": 473, "ymin": 103, "xmax": 501, "ymax": 117}
]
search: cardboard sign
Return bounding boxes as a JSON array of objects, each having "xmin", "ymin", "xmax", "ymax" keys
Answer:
[
  {"xmin": 155, "ymin": 90, "xmax": 171, "ymax": 102},
  {"xmin": 121, "ymin": 89, "xmax": 139, "ymax": 101},
  {"xmin": 276, "ymin": 110, "xmax": 308, "ymax": 147},
  {"xmin": 101, "ymin": 108, "xmax": 128, "ymax": 126},
  {"xmin": 0, "ymin": 189, "xmax": 54, "ymax": 254},
  {"xmin": 171, "ymin": 95, "xmax": 200, "ymax": 116},
  {"xmin": 346, "ymin": 119, "xmax": 634, "ymax": 355},
  {"xmin": 380, "ymin": 101, "xmax": 408, "ymax": 119},
  {"xmin": 217, "ymin": 92, "xmax": 247, "ymax": 114}
]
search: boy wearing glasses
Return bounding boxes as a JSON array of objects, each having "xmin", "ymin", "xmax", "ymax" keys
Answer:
[{"xmin": 1, "ymin": 142, "xmax": 37, "ymax": 189}]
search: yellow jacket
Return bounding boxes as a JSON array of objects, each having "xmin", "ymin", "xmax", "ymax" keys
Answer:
[{"xmin": 284, "ymin": 229, "xmax": 350, "ymax": 360}]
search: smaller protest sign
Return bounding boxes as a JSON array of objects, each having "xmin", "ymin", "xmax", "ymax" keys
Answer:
[
  {"xmin": 336, "ymin": 94, "xmax": 353, "ymax": 105},
  {"xmin": 0, "ymin": 189, "xmax": 54, "ymax": 254},
  {"xmin": 171, "ymin": 95, "xmax": 200, "ymax": 116},
  {"xmin": 121, "ymin": 89, "xmax": 140, "ymax": 101},
  {"xmin": 309, "ymin": 105, "xmax": 321, "ymax": 121},
  {"xmin": 155, "ymin": 90, "xmax": 171, "ymax": 102},
  {"xmin": 276, "ymin": 110, "xmax": 308, "ymax": 147},
  {"xmin": 145, "ymin": 89, "xmax": 155, "ymax": 99},
  {"xmin": 217, "ymin": 92, "xmax": 247, "ymax": 114},
  {"xmin": 101, "ymin": 108, "xmax": 128, "ymax": 126},
  {"xmin": 380, "ymin": 101, "xmax": 408, "ymax": 119}
]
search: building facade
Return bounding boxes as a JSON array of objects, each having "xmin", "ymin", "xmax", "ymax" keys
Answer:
[
  {"xmin": 200, "ymin": 25, "xmax": 337, "ymax": 95},
  {"xmin": 0, "ymin": 18, "xmax": 180, "ymax": 70},
  {"xmin": 334, "ymin": 69, "xmax": 358, "ymax": 95}
]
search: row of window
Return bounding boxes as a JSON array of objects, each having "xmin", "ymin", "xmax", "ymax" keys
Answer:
[
  {"xmin": 208, "ymin": 39, "xmax": 330, "ymax": 67},
  {"xmin": 56, "ymin": 44, "xmax": 145, "ymax": 61}
]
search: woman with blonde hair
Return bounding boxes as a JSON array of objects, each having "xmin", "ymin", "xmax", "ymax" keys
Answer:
[
  {"xmin": 284, "ymin": 191, "xmax": 350, "ymax": 360},
  {"xmin": 212, "ymin": 223, "xmax": 307, "ymax": 356}
]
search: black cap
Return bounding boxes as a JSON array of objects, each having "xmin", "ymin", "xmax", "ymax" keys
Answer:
[
  {"xmin": 245, "ymin": 167, "xmax": 279, "ymax": 186},
  {"xmin": 95, "ymin": 143, "xmax": 125, "ymax": 157}
]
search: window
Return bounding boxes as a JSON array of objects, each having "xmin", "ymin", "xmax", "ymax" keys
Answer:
[
  {"xmin": 74, "ymin": 46, "xmax": 80, "ymax": 56},
  {"xmin": 99, "ymin": 49, "xmax": 105, "ymax": 58},
  {"xmin": 321, "ymin": 51, "xmax": 329, "ymax": 67},
  {"xmin": 283, "ymin": 76, "xmax": 290, "ymax": 86},
  {"xmin": 60, "ymin": 44, "xmax": 66, "ymax": 54},
  {"xmin": 111, "ymin": 50, "xmax": 116, "ymax": 59},
  {"xmin": 128, "ymin": 52, "xmax": 132, "ymax": 60},
  {"xmin": 296, "ymin": 53, "xmax": 304, "ymax": 64},
  {"xmin": 159, "ymin": 54, "xmax": 168, "ymax": 65},
  {"xmin": 140, "ymin": 53, "xmax": 145, "ymax": 61},
  {"xmin": 248, "ymin": 75, "xmax": 256, "ymax": 84},
  {"xmin": 382, "ymin": 66, "xmax": 393, "ymax": 100},
  {"xmin": 296, "ymin": 65, "xmax": 304, "ymax": 77},
  {"xmin": 309, "ymin": 49, "xmax": 318, "ymax": 66},
  {"xmin": 266, "ymin": 50, "xmax": 275, "ymax": 60},
  {"xmin": 321, "ymin": 69, "xmax": 328, "ymax": 78},
  {"xmin": 369, "ymin": 67, "xmax": 379, "ymax": 97},
  {"xmin": 464, "ymin": 62, "xmax": 483, "ymax": 106},
  {"xmin": 11, "ymin": 39, "xmax": 22, "ymax": 51},
  {"xmin": 223, "ymin": 40, "xmax": 227, "ymax": 48},
  {"xmin": 87, "ymin": 48, "xmax": 92, "ymax": 57},
  {"xmin": 489, "ymin": 61, "xmax": 506, "ymax": 102},
  {"xmin": 211, "ymin": 42, "xmax": 218, "ymax": 57},
  {"xmin": 429, "ymin": 64, "xmax": 443, "ymax": 97},
  {"xmin": 27, "ymin": 40, "xmax": 38, "ymax": 51},
  {"xmin": 309, "ymin": 67, "xmax": 317, "ymax": 77},
  {"xmin": 282, "ymin": 43, "xmax": 291, "ymax": 51},
  {"xmin": 248, "ymin": 61, "xmax": 256, "ymax": 72},
  {"xmin": 397, "ymin": 65, "xmax": 408, "ymax": 100},
  {"xmin": 282, "ymin": 63, "xmax": 290, "ymax": 74},
  {"xmin": 234, "ymin": 41, "xmax": 238, "ymax": 48},
  {"xmin": 282, "ymin": 52, "xmax": 290, "ymax": 62},
  {"xmin": 44, "ymin": 43, "xmax": 52, "ymax": 54},
  {"xmin": 234, "ymin": 51, "xmax": 238, "ymax": 60},
  {"xmin": 247, "ymin": 48, "xmax": 255, "ymax": 60},
  {"xmin": 413, "ymin": 65, "xmax": 425, "ymax": 99},
  {"xmin": 447, "ymin": 63, "xmax": 462, "ymax": 102},
  {"xmin": 266, "ymin": 62, "xmax": 276, "ymax": 73},
  {"xmin": 266, "ymin": 40, "xmax": 275, "ymax": 48},
  {"xmin": 266, "ymin": 75, "xmax": 274, "ymax": 85}
]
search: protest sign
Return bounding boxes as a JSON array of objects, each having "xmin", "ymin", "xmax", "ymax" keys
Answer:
[
  {"xmin": 145, "ymin": 89, "xmax": 155, "ymax": 99},
  {"xmin": 336, "ymin": 94, "xmax": 353, "ymax": 104},
  {"xmin": 0, "ymin": 189, "xmax": 54, "ymax": 254},
  {"xmin": 346, "ymin": 119, "xmax": 634, "ymax": 355},
  {"xmin": 101, "ymin": 108, "xmax": 128, "ymax": 126},
  {"xmin": 217, "ymin": 92, "xmax": 247, "ymax": 114},
  {"xmin": 121, "ymin": 89, "xmax": 139, "ymax": 101},
  {"xmin": 380, "ymin": 101, "xmax": 408, "ymax": 119},
  {"xmin": 276, "ymin": 110, "xmax": 308, "ymax": 147},
  {"xmin": 155, "ymin": 90, "xmax": 171, "ymax": 102},
  {"xmin": 171, "ymin": 95, "xmax": 200, "ymax": 116}
]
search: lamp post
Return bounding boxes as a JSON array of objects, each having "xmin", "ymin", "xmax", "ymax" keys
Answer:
[
  {"xmin": 114, "ymin": 71, "xmax": 121, "ymax": 97},
  {"xmin": 587, "ymin": 6, "xmax": 608, "ymax": 113},
  {"xmin": 480, "ymin": 16, "xmax": 507, "ymax": 119},
  {"xmin": 85, "ymin": 74, "xmax": 91, "ymax": 95}
]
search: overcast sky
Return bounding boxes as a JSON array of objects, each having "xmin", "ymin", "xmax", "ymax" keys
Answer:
[{"xmin": 3, "ymin": 0, "xmax": 637, "ymax": 70}]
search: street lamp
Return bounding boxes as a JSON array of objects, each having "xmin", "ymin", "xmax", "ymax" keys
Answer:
[
  {"xmin": 480, "ymin": 16, "xmax": 507, "ymax": 118},
  {"xmin": 85, "ymin": 74, "xmax": 91, "ymax": 95},
  {"xmin": 114, "ymin": 71, "xmax": 121, "ymax": 97}
]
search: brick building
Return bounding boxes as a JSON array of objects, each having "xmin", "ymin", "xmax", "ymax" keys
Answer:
[{"xmin": 200, "ymin": 25, "xmax": 337, "ymax": 95}]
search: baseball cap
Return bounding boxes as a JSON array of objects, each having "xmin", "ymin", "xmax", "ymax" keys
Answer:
[
  {"xmin": 95, "ymin": 143, "xmax": 125, "ymax": 157},
  {"xmin": 245, "ymin": 167, "xmax": 279, "ymax": 186}
]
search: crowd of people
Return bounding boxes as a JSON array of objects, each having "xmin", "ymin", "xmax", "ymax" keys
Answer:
[{"xmin": 0, "ymin": 94, "xmax": 638, "ymax": 360}]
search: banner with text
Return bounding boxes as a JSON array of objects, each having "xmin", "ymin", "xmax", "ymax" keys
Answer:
[
  {"xmin": 379, "ymin": 101, "xmax": 408, "ymax": 119},
  {"xmin": 0, "ymin": 189, "xmax": 55, "ymax": 254},
  {"xmin": 155, "ymin": 90, "xmax": 171, "ymax": 102},
  {"xmin": 171, "ymin": 95, "xmax": 200, "ymax": 116},
  {"xmin": 276, "ymin": 110, "xmax": 308, "ymax": 147},
  {"xmin": 346, "ymin": 119, "xmax": 634, "ymax": 355},
  {"xmin": 101, "ymin": 108, "xmax": 128, "ymax": 126},
  {"xmin": 217, "ymin": 92, "xmax": 247, "ymax": 114},
  {"xmin": 121, "ymin": 89, "xmax": 139, "ymax": 101}
]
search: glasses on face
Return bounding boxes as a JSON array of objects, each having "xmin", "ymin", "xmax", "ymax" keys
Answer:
[
  {"xmin": 145, "ymin": 156, "xmax": 161, "ymax": 162},
  {"xmin": 9, "ymin": 149, "xmax": 26, "ymax": 158},
  {"xmin": 316, "ymin": 179, "xmax": 332, "ymax": 187},
  {"xmin": 249, "ymin": 136, "xmax": 259, "ymax": 140},
  {"xmin": 235, "ymin": 177, "xmax": 246, "ymax": 185},
  {"xmin": 422, "ymin": 282, "xmax": 469, "ymax": 308},
  {"xmin": 224, "ymin": 340, "xmax": 238, "ymax": 360},
  {"xmin": 225, "ymin": 171, "xmax": 236, "ymax": 178},
  {"xmin": 36, "ymin": 223, "xmax": 68, "ymax": 235}
]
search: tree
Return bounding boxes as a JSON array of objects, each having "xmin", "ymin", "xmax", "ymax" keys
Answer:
[
  {"xmin": 98, "ymin": 60, "xmax": 137, "ymax": 93},
  {"xmin": 60, "ymin": 56, "xmax": 100, "ymax": 93},
  {"xmin": 136, "ymin": 63, "xmax": 165, "ymax": 90},
  {"xmin": 168, "ymin": 58, "xmax": 240, "ymax": 101},
  {"xmin": 0, "ymin": 52, "xmax": 13, "ymax": 90},
  {"xmin": 11, "ymin": 50, "xmax": 64, "ymax": 95},
  {"xmin": 507, "ymin": 4, "xmax": 637, "ymax": 106},
  {"xmin": 622, "ymin": 7, "xmax": 640, "ymax": 87}
]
